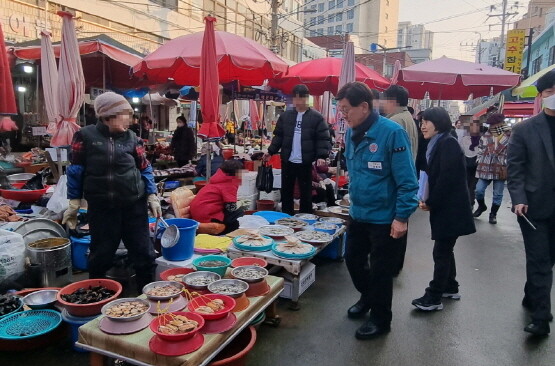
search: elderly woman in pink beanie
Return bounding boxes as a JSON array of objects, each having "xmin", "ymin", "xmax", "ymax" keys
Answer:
[{"xmin": 63, "ymin": 92, "xmax": 161, "ymax": 293}]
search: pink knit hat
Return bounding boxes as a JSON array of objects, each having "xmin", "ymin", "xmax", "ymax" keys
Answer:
[{"xmin": 94, "ymin": 92, "xmax": 133, "ymax": 118}]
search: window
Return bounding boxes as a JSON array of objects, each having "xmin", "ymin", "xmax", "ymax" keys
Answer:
[
  {"xmin": 533, "ymin": 56, "xmax": 543, "ymax": 74},
  {"xmin": 310, "ymin": 17, "xmax": 316, "ymax": 26},
  {"xmin": 336, "ymin": 13, "xmax": 342, "ymax": 21},
  {"xmin": 346, "ymin": 23, "xmax": 353, "ymax": 33},
  {"xmin": 337, "ymin": 0, "xmax": 344, "ymax": 8},
  {"xmin": 318, "ymin": 15, "xmax": 324, "ymax": 24},
  {"xmin": 336, "ymin": 24, "xmax": 342, "ymax": 33},
  {"xmin": 311, "ymin": 4, "xmax": 317, "ymax": 10},
  {"xmin": 329, "ymin": 0, "xmax": 335, "ymax": 10},
  {"xmin": 328, "ymin": 14, "xmax": 335, "ymax": 22},
  {"xmin": 318, "ymin": 3, "xmax": 324, "ymax": 12},
  {"xmin": 347, "ymin": 9, "xmax": 354, "ymax": 19},
  {"xmin": 310, "ymin": 30, "xmax": 317, "ymax": 37},
  {"xmin": 550, "ymin": 46, "xmax": 555, "ymax": 66},
  {"xmin": 318, "ymin": 28, "xmax": 324, "ymax": 35},
  {"xmin": 149, "ymin": 0, "xmax": 178, "ymax": 10},
  {"xmin": 328, "ymin": 26, "xmax": 334, "ymax": 35},
  {"xmin": 348, "ymin": 0, "xmax": 354, "ymax": 6}
]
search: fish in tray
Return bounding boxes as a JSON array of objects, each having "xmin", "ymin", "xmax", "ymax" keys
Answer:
[
  {"xmin": 275, "ymin": 236, "xmax": 314, "ymax": 255},
  {"xmin": 294, "ymin": 230, "xmax": 333, "ymax": 243},
  {"xmin": 275, "ymin": 218, "xmax": 308, "ymax": 228},
  {"xmin": 235, "ymin": 233, "xmax": 273, "ymax": 247},
  {"xmin": 258, "ymin": 225, "xmax": 295, "ymax": 237}
]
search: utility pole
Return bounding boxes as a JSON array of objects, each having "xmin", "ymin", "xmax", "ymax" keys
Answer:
[
  {"xmin": 488, "ymin": 0, "xmax": 518, "ymax": 68},
  {"xmin": 525, "ymin": 28, "xmax": 534, "ymax": 78},
  {"xmin": 270, "ymin": 0, "xmax": 281, "ymax": 53}
]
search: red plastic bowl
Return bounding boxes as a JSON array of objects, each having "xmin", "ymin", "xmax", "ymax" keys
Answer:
[
  {"xmin": 188, "ymin": 294, "xmax": 236, "ymax": 320},
  {"xmin": 0, "ymin": 182, "xmax": 49, "ymax": 203},
  {"xmin": 231, "ymin": 257, "xmax": 267, "ymax": 268},
  {"xmin": 159, "ymin": 268, "xmax": 196, "ymax": 282},
  {"xmin": 57, "ymin": 279, "xmax": 122, "ymax": 317},
  {"xmin": 150, "ymin": 311, "xmax": 205, "ymax": 341}
]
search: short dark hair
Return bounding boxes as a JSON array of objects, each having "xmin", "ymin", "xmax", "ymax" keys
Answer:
[
  {"xmin": 421, "ymin": 107, "xmax": 452, "ymax": 133},
  {"xmin": 292, "ymin": 84, "xmax": 310, "ymax": 97},
  {"xmin": 176, "ymin": 115, "xmax": 187, "ymax": 124},
  {"xmin": 537, "ymin": 69, "xmax": 555, "ymax": 93},
  {"xmin": 335, "ymin": 82, "xmax": 373, "ymax": 109},
  {"xmin": 407, "ymin": 106, "xmax": 415, "ymax": 115},
  {"xmin": 220, "ymin": 159, "xmax": 243, "ymax": 176},
  {"xmin": 383, "ymin": 85, "xmax": 409, "ymax": 107}
]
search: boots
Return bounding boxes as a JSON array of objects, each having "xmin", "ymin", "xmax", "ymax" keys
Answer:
[
  {"xmin": 489, "ymin": 204, "xmax": 500, "ymax": 224},
  {"xmin": 473, "ymin": 199, "xmax": 487, "ymax": 218}
]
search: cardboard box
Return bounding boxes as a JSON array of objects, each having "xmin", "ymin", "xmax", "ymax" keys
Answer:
[
  {"xmin": 238, "ymin": 171, "xmax": 258, "ymax": 196},
  {"xmin": 279, "ymin": 262, "xmax": 316, "ymax": 300},
  {"xmin": 259, "ymin": 190, "xmax": 281, "ymax": 202}
]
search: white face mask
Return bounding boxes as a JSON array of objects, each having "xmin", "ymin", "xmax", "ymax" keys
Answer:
[{"xmin": 543, "ymin": 94, "xmax": 555, "ymax": 110}]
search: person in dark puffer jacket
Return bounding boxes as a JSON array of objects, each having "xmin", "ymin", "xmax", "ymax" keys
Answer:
[
  {"xmin": 265, "ymin": 84, "xmax": 331, "ymax": 214},
  {"xmin": 63, "ymin": 92, "xmax": 160, "ymax": 293}
]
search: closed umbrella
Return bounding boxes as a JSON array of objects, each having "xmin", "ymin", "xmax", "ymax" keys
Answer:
[
  {"xmin": 198, "ymin": 16, "xmax": 226, "ymax": 180},
  {"xmin": 51, "ymin": 11, "xmax": 85, "ymax": 147},
  {"xmin": 40, "ymin": 31, "xmax": 59, "ymax": 135},
  {"xmin": 0, "ymin": 22, "xmax": 17, "ymax": 115}
]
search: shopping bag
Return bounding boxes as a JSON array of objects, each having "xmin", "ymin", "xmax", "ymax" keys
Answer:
[
  {"xmin": 256, "ymin": 163, "xmax": 274, "ymax": 194},
  {"xmin": 46, "ymin": 175, "xmax": 69, "ymax": 214}
]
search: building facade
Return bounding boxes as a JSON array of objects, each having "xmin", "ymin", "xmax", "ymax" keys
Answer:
[
  {"xmin": 476, "ymin": 37, "xmax": 502, "ymax": 67},
  {"xmin": 522, "ymin": 15, "xmax": 555, "ymax": 76},
  {"xmin": 514, "ymin": 0, "xmax": 555, "ymax": 37},
  {"xmin": 304, "ymin": 0, "xmax": 398, "ymax": 52},
  {"xmin": 355, "ymin": 50, "xmax": 413, "ymax": 77},
  {"xmin": 397, "ymin": 21, "xmax": 433, "ymax": 50}
]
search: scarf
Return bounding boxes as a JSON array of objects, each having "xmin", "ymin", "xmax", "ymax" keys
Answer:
[
  {"xmin": 351, "ymin": 111, "xmax": 378, "ymax": 146},
  {"xmin": 426, "ymin": 132, "xmax": 446, "ymax": 164},
  {"xmin": 489, "ymin": 124, "xmax": 510, "ymax": 137}
]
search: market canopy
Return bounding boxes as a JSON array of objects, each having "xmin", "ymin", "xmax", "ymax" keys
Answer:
[
  {"xmin": 269, "ymin": 57, "xmax": 391, "ymax": 96},
  {"xmin": 394, "ymin": 56, "xmax": 521, "ymax": 100},
  {"xmin": 9, "ymin": 34, "xmax": 143, "ymax": 89},
  {"xmin": 132, "ymin": 30, "xmax": 288, "ymax": 86},
  {"xmin": 512, "ymin": 64, "xmax": 555, "ymax": 98}
]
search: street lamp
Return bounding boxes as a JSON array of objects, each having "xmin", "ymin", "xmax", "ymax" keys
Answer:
[{"xmin": 370, "ymin": 43, "xmax": 412, "ymax": 77}]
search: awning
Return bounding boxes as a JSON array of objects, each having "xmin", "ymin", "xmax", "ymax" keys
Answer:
[{"xmin": 502, "ymin": 102, "xmax": 534, "ymax": 118}]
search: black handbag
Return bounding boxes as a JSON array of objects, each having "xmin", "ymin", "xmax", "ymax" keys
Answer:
[{"xmin": 256, "ymin": 162, "xmax": 274, "ymax": 194}]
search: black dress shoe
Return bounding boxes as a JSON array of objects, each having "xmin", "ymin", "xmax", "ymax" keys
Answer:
[
  {"xmin": 355, "ymin": 319, "xmax": 390, "ymax": 340},
  {"xmin": 347, "ymin": 300, "xmax": 371, "ymax": 319},
  {"xmin": 524, "ymin": 321, "xmax": 550, "ymax": 336}
]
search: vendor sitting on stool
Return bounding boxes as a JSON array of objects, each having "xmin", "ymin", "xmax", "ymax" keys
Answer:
[
  {"xmin": 63, "ymin": 92, "xmax": 161, "ymax": 293},
  {"xmin": 190, "ymin": 160, "xmax": 244, "ymax": 235}
]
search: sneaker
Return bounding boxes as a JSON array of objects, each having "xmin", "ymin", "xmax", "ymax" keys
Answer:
[
  {"xmin": 412, "ymin": 294, "xmax": 443, "ymax": 311},
  {"xmin": 442, "ymin": 292, "xmax": 461, "ymax": 300}
]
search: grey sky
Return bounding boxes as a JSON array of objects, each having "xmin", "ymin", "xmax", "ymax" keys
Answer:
[{"xmin": 399, "ymin": 0, "xmax": 531, "ymax": 61}]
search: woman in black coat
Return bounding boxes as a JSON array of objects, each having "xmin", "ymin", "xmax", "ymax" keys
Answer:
[
  {"xmin": 412, "ymin": 107, "xmax": 476, "ymax": 312},
  {"xmin": 171, "ymin": 116, "xmax": 196, "ymax": 166}
]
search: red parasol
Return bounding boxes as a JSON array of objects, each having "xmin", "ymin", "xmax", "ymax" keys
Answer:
[
  {"xmin": 51, "ymin": 11, "xmax": 85, "ymax": 147},
  {"xmin": 40, "ymin": 31, "xmax": 60, "ymax": 135},
  {"xmin": 197, "ymin": 16, "xmax": 226, "ymax": 141},
  {"xmin": 249, "ymin": 100, "xmax": 261, "ymax": 130},
  {"xmin": 393, "ymin": 56, "xmax": 521, "ymax": 100},
  {"xmin": 0, "ymin": 22, "xmax": 17, "ymax": 115},
  {"xmin": 132, "ymin": 30, "xmax": 288, "ymax": 86},
  {"xmin": 270, "ymin": 57, "xmax": 390, "ymax": 96}
]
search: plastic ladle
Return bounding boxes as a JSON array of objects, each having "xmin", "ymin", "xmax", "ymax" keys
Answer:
[{"xmin": 160, "ymin": 218, "xmax": 180, "ymax": 249}]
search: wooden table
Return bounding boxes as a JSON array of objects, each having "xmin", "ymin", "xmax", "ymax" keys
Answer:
[{"xmin": 76, "ymin": 276, "xmax": 284, "ymax": 366}]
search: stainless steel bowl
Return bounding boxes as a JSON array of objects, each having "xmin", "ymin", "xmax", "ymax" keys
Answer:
[
  {"xmin": 142, "ymin": 281, "xmax": 184, "ymax": 301},
  {"xmin": 208, "ymin": 279, "xmax": 249, "ymax": 298},
  {"xmin": 22, "ymin": 289, "xmax": 59, "ymax": 309},
  {"xmin": 7, "ymin": 173, "xmax": 35, "ymax": 184},
  {"xmin": 183, "ymin": 271, "xmax": 221, "ymax": 290},
  {"xmin": 101, "ymin": 298, "xmax": 150, "ymax": 322},
  {"xmin": 231, "ymin": 265, "xmax": 269, "ymax": 283}
]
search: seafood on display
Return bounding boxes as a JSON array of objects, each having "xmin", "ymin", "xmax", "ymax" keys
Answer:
[
  {"xmin": 275, "ymin": 218, "xmax": 307, "ymax": 228},
  {"xmin": 194, "ymin": 299, "xmax": 225, "ymax": 314},
  {"xmin": 166, "ymin": 274, "xmax": 186, "ymax": 281},
  {"xmin": 198, "ymin": 260, "xmax": 227, "ymax": 267},
  {"xmin": 61, "ymin": 286, "xmax": 116, "ymax": 304},
  {"xmin": 105, "ymin": 301, "xmax": 149, "ymax": 318},
  {"xmin": 258, "ymin": 225, "xmax": 294, "ymax": 237},
  {"xmin": 145, "ymin": 285, "xmax": 181, "ymax": 297},
  {"xmin": 319, "ymin": 217, "xmax": 345, "ymax": 225},
  {"xmin": 235, "ymin": 233, "xmax": 273, "ymax": 247},
  {"xmin": 158, "ymin": 315, "xmax": 199, "ymax": 334},
  {"xmin": 209, "ymin": 283, "xmax": 246, "ymax": 295},
  {"xmin": 0, "ymin": 295, "xmax": 20, "ymax": 316},
  {"xmin": 294, "ymin": 230, "xmax": 333, "ymax": 243},
  {"xmin": 294, "ymin": 213, "xmax": 318, "ymax": 221},
  {"xmin": 186, "ymin": 276, "xmax": 217, "ymax": 287},
  {"xmin": 232, "ymin": 267, "xmax": 267, "ymax": 281},
  {"xmin": 275, "ymin": 236, "xmax": 313, "ymax": 254},
  {"xmin": 313, "ymin": 223, "xmax": 337, "ymax": 231}
]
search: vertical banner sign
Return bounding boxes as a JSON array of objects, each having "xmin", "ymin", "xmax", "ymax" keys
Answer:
[{"xmin": 504, "ymin": 29, "xmax": 526, "ymax": 74}]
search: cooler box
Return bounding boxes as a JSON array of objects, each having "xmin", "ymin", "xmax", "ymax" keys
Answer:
[{"xmin": 316, "ymin": 234, "xmax": 346, "ymax": 260}]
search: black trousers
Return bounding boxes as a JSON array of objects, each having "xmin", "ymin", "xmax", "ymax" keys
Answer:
[
  {"xmin": 519, "ymin": 213, "xmax": 555, "ymax": 322},
  {"xmin": 466, "ymin": 164, "xmax": 477, "ymax": 205},
  {"xmin": 88, "ymin": 197, "xmax": 156, "ymax": 292},
  {"xmin": 345, "ymin": 220, "xmax": 400, "ymax": 326},
  {"xmin": 313, "ymin": 184, "xmax": 336, "ymax": 206},
  {"xmin": 281, "ymin": 162, "xmax": 312, "ymax": 215},
  {"xmin": 425, "ymin": 237, "xmax": 459, "ymax": 300},
  {"xmin": 393, "ymin": 229, "xmax": 408, "ymax": 275}
]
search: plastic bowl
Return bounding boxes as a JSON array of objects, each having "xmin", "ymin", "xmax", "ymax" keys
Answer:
[
  {"xmin": 101, "ymin": 298, "xmax": 150, "ymax": 322},
  {"xmin": 7, "ymin": 173, "xmax": 35, "ymax": 184},
  {"xmin": 0, "ymin": 182, "xmax": 50, "ymax": 203},
  {"xmin": 230, "ymin": 257, "xmax": 268, "ymax": 268},
  {"xmin": 142, "ymin": 281, "xmax": 184, "ymax": 301},
  {"xmin": 159, "ymin": 267, "xmax": 196, "ymax": 282},
  {"xmin": 57, "ymin": 279, "xmax": 122, "ymax": 317},
  {"xmin": 183, "ymin": 271, "xmax": 221, "ymax": 291},
  {"xmin": 22, "ymin": 290, "xmax": 59, "ymax": 310},
  {"xmin": 164, "ymin": 181, "xmax": 180, "ymax": 190},
  {"xmin": 231, "ymin": 265, "xmax": 268, "ymax": 283},
  {"xmin": 187, "ymin": 294, "xmax": 236, "ymax": 320},
  {"xmin": 208, "ymin": 279, "xmax": 249, "ymax": 298},
  {"xmin": 313, "ymin": 222, "xmax": 338, "ymax": 235},
  {"xmin": 193, "ymin": 255, "xmax": 231, "ymax": 277},
  {"xmin": 293, "ymin": 213, "xmax": 319, "ymax": 225},
  {"xmin": 150, "ymin": 311, "xmax": 205, "ymax": 341},
  {"xmin": 0, "ymin": 296, "xmax": 23, "ymax": 320}
]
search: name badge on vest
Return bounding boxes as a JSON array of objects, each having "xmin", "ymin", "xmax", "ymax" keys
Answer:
[{"xmin": 368, "ymin": 162, "xmax": 382, "ymax": 170}]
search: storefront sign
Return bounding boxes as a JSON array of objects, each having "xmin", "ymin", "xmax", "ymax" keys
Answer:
[
  {"xmin": 504, "ymin": 29, "xmax": 526, "ymax": 74},
  {"xmin": 32, "ymin": 126, "xmax": 47, "ymax": 136},
  {"xmin": 231, "ymin": 86, "xmax": 283, "ymax": 102},
  {"xmin": 8, "ymin": 14, "xmax": 51, "ymax": 39},
  {"xmin": 90, "ymin": 87, "xmax": 111, "ymax": 100}
]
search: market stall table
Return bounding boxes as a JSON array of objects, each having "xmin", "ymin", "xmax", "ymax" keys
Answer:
[{"xmin": 75, "ymin": 275, "xmax": 283, "ymax": 366}]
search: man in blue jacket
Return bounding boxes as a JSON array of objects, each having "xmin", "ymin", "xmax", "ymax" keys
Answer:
[{"xmin": 337, "ymin": 82, "xmax": 418, "ymax": 339}]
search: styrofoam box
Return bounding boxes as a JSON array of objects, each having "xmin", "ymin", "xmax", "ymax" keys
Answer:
[
  {"xmin": 238, "ymin": 192, "xmax": 258, "ymax": 210},
  {"xmin": 279, "ymin": 262, "xmax": 316, "ymax": 299},
  {"xmin": 238, "ymin": 171, "xmax": 258, "ymax": 196},
  {"xmin": 259, "ymin": 190, "xmax": 281, "ymax": 202}
]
